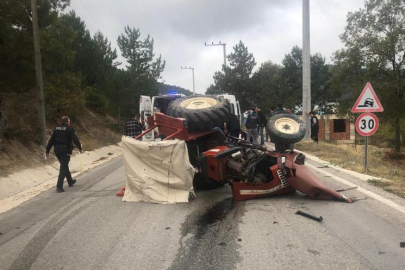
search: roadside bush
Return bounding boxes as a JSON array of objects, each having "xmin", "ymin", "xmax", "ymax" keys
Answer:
[
  {"xmin": 1, "ymin": 92, "xmax": 40, "ymax": 143},
  {"xmin": 372, "ymin": 122, "xmax": 396, "ymax": 148},
  {"xmin": 85, "ymin": 86, "xmax": 109, "ymax": 114},
  {"xmin": 44, "ymin": 72, "xmax": 85, "ymax": 120}
]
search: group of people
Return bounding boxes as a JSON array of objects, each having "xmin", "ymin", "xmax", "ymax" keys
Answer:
[
  {"xmin": 243, "ymin": 104, "xmax": 293, "ymax": 145},
  {"xmin": 234, "ymin": 104, "xmax": 319, "ymax": 145},
  {"xmin": 244, "ymin": 106, "xmax": 266, "ymax": 145}
]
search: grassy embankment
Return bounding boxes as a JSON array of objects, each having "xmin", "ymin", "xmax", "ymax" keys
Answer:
[{"xmin": 296, "ymin": 141, "xmax": 405, "ymax": 199}]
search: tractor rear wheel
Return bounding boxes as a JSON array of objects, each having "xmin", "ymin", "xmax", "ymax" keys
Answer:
[{"xmin": 167, "ymin": 95, "xmax": 231, "ymax": 132}]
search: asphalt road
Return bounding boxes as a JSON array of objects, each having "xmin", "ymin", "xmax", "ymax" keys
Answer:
[{"xmin": 1, "ymin": 151, "xmax": 405, "ymax": 270}]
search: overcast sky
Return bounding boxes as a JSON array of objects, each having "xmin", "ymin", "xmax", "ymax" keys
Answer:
[{"xmin": 69, "ymin": 0, "xmax": 366, "ymax": 94}]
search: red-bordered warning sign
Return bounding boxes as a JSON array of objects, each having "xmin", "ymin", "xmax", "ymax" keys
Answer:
[
  {"xmin": 351, "ymin": 82, "xmax": 384, "ymax": 113},
  {"xmin": 355, "ymin": 113, "xmax": 379, "ymax": 136}
]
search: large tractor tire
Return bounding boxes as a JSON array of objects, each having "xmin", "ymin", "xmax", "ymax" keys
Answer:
[
  {"xmin": 267, "ymin": 113, "xmax": 306, "ymax": 150},
  {"xmin": 166, "ymin": 95, "xmax": 231, "ymax": 132}
]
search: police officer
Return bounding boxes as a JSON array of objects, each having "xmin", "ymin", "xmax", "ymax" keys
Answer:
[
  {"xmin": 46, "ymin": 116, "xmax": 82, "ymax": 193},
  {"xmin": 309, "ymin": 111, "xmax": 319, "ymax": 144}
]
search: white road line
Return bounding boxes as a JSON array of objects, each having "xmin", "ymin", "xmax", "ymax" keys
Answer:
[{"xmin": 306, "ymin": 163, "xmax": 405, "ymax": 215}]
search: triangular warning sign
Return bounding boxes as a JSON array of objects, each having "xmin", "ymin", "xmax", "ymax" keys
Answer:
[{"xmin": 351, "ymin": 82, "xmax": 384, "ymax": 113}]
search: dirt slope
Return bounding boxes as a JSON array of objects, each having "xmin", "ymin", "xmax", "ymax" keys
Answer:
[{"xmin": 0, "ymin": 106, "xmax": 122, "ymax": 178}]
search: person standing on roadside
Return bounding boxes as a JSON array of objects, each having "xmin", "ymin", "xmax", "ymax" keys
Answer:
[
  {"xmin": 285, "ymin": 106, "xmax": 293, "ymax": 114},
  {"xmin": 46, "ymin": 116, "xmax": 82, "ymax": 193},
  {"xmin": 255, "ymin": 106, "xmax": 266, "ymax": 145},
  {"xmin": 275, "ymin": 103, "xmax": 287, "ymax": 114},
  {"xmin": 224, "ymin": 113, "xmax": 241, "ymax": 142},
  {"xmin": 123, "ymin": 114, "xmax": 145, "ymax": 138},
  {"xmin": 265, "ymin": 106, "xmax": 276, "ymax": 142},
  {"xmin": 246, "ymin": 107, "xmax": 259, "ymax": 144},
  {"xmin": 306, "ymin": 111, "xmax": 319, "ymax": 144}
]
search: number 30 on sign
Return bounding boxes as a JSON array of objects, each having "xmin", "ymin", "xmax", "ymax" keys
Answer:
[{"xmin": 355, "ymin": 113, "xmax": 379, "ymax": 137}]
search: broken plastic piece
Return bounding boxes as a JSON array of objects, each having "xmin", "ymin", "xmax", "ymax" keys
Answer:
[
  {"xmin": 336, "ymin": 186, "xmax": 358, "ymax": 192},
  {"xmin": 295, "ymin": 210, "xmax": 323, "ymax": 222},
  {"xmin": 116, "ymin": 186, "xmax": 126, "ymax": 197}
]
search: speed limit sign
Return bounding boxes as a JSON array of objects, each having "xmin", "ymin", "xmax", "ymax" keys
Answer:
[{"xmin": 355, "ymin": 113, "xmax": 379, "ymax": 136}]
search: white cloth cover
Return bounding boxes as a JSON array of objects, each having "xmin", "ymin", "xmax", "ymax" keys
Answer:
[{"xmin": 120, "ymin": 136, "xmax": 195, "ymax": 204}]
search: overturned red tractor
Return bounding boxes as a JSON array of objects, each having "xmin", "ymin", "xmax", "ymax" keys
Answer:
[{"xmin": 135, "ymin": 95, "xmax": 351, "ymax": 203}]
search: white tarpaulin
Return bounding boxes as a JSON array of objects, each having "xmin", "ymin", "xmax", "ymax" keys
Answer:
[{"xmin": 120, "ymin": 136, "xmax": 195, "ymax": 204}]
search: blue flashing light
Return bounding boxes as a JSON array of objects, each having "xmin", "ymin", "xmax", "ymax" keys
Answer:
[{"xmin": 167, "ymin": 90, "xmax": 178, "ymax": 95}]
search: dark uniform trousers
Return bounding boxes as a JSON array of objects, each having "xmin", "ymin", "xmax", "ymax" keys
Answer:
[
  {"xmin": 311, "ymin": 126, "xmax": 319, "ymax": 143},
  {"xmin": 55, "ymin": 146, "xmax": 74, "ymax": 188}
]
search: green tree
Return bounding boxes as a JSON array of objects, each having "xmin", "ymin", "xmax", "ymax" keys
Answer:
[
  {"xmin": 0, "ymin": 0, "xmax": 69, "ymax": 93},
  {"xmin": 206, "ymin": 41, "xmax": 256, "ymax": 110},
  {"xmin": 117, "ymin": 26, "xmax": 165, "ymax": 115},
  {"xmin": 333, "ymin": 0, "xmax": 405, "ymax": 152},
  {"xmin": 250, "ymin": 61, "xmax": 282, "ymax": 111},
  {"xmin": 61, "ymin": 12, "xmax": 120, "ymax": 114},
  {"xmin": 60, "ymin": 11, "xmax": 94, "ymax": 81},
  {"xmin": 280, "ymin": 46, "xmax": 332, "ymax": 112}
]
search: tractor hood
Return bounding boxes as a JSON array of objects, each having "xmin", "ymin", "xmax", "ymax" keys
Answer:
[{"xmin": 283, "ymin": 153, "xmax": 351, "ymax": 202}]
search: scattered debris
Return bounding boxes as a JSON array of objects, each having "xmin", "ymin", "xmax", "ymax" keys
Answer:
[
  {"xmin": 116, "ymin": 186, "xmax": 126, "ymax": 197},
  {"xmin": 350, "ymin": 197, "xmax": 367, "ymax": 202},
  {"xmin": 0, "ymin": 232, "xmax": 2, "ymax": 235},
  {"xmin": 238, "ymin": 238, "xmax": 242, "ymax": 242},
  {"xmin": 219, "ymin": 242, "xmax": 226, "ymax": 246},
  {"xmin": 273, "ymin": 221, "xmax": 278, "ymax": 224},
  {"xmin": 400, "ymin": 242, "xmax": 405, "ymax": 248},
  {"xmin": 308, "ymin": 249, "xmax": 320, "ymax": 255},
  {"xmin": 165, "ymin": 227, "xmax": 170, "ymax": 230},
  {"xmin": 107, "ymin": 152, "xmax": 113, "ymax": 156},
  {"xmin": 336, "ymin": 186, "xmax": 358, "ymax": 192},
  {"xmin": 295, "ymin": 210, "xmax": 323, "ymax": 222},
  {"xmin": 378, "ymin": 251, "xmax": 386, "ymax": 254}
]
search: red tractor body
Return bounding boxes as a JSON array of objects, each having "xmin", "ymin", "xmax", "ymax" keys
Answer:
[{"xmin": 134, "ymin": 111, "xmax": 351, "ymax": 203}]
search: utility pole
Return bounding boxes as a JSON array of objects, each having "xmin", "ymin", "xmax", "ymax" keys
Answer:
[
  {"xmin": 181, "ymin": 67, "xmax": 195, "ymax": 95},
  {"xmin": 31, "ymin": 0, "xmax": 47, "ymax": 146},
  {"xmin": 204, "ymin": 41, "xmax": 227, "ymax": 69},
  {"xmin": 302, "ymin": 0, "xmax": 311, "ymax": 140}
]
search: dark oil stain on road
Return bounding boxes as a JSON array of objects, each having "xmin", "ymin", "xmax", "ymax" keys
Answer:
[{"xmin": 168, "ymin": 196, "xmax": 246, "ymax": 270}]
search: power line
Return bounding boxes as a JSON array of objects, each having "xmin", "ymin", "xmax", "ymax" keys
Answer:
[
  {"xmin": 226, "ymin": 0, "xmax": 249, "ymax": 33},
  {"xmin": 208, "ymin": 0, "xmax": 225, "ymax": 39},
  {"xmin": 77, "ymin": 0, "xmax": 100, "ymax": 31},
  {"xmin": 70, "ymin": 1, "xmax": 97, "ymax": 33},
  {"xmin": 70, "ymin": 2, "xmax": 96, "ymax": 32},
  {"xmin": 217, "ymin": 0, "xmax": 238, "ymax": 34}
]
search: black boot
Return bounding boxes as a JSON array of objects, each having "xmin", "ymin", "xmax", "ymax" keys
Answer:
[
  {"xmin": 56, "ymin": 187, "xmax": 65, "ymax": 193},
  {"xmin": 69, "ymin": 179, "xmax": 77, "ymax": 187}
]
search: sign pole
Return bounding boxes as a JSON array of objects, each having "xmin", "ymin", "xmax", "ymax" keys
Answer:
[
  {"xmin": 364, "ymin": 136, "xmax": 368, "ymax": 172},
  {"xmin": 352, "ymin": 82, "xmax": 383, "ymax": 173}
]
